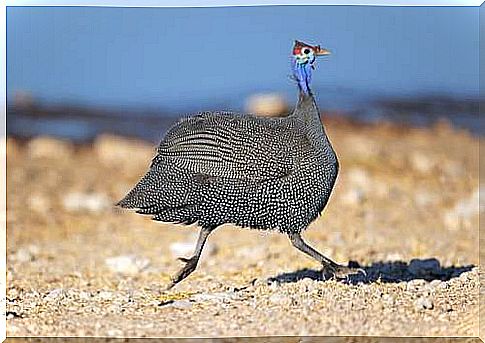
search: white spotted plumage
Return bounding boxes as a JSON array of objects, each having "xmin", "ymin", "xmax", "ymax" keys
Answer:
[{"xmin": 117, "ymin": 94, "xmax": 339, "ymax": 234}]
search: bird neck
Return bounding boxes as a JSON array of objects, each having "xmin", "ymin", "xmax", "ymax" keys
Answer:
[
  {"xmin": 293, "ymin": 93, "xmax": 335, "ymax": 152},
  {"xmin": 293, "ymin": 93, "xmax": 320, "ymax": 125},
  {"xmin": 292, "ymin": 59, "xmax": 314, "ymax": 96}
]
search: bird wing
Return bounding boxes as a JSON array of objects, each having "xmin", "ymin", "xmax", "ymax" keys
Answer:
[{"xmin": 152, "ymin": 112, "xmax": 306, "ymax": 182}]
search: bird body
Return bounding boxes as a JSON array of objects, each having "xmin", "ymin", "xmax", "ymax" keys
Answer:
[
  {"xmin": 118, "ymin": 40, "xmax": 361, "ymax": 288},
  {"xmin": 118, "ymin": 95, "xmax": 338, "ymax": 234}
]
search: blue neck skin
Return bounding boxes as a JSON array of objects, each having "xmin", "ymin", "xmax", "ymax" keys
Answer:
[{"xmin": 292, "ymin": 58, "xmax": 314, "ymax": 96}]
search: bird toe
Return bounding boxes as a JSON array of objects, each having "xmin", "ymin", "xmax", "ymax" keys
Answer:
[{"xmin": 323, "ymin": 264, "xmax": 366, "ymax": 280}]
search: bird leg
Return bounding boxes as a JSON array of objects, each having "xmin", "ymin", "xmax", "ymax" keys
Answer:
[
  {"xmin": 165, "ymin": 227, "xmax": 213, "ymax": 290},
  {"xmin": 288, "ymin": 233, "xmax": 364, "ymax": 279}
]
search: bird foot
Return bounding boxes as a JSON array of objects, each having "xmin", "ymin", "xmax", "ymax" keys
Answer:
[
  {"xmin": 323, "ymin": 263, "xmax": 366, "ymax": 280},
  {"xmin": 164, "ymin": 256, "xmax": 199, "ymax": 290}
]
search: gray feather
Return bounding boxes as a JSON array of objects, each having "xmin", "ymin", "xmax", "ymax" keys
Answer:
[{"xmin": 118, "ymin": 94, "xmax": 339, "ymax": 234}]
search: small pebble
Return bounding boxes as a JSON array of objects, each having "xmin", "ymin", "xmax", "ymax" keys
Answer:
[
  {"xmin": 192, "ymin": 292, "xmax": 237, "ymax": 303},
  {"xmin": 8, "ymin": 288, "xmax": 19, "ymax": 300},
  {"xmin": 410, "ymin": 152, "xmax": 434, "ymax": 173},
  {"xmin": 415, "ymin": 297, "xmax": 434, "ymax": 310},
  {"xmin": 79, "ymin": 291, "xmax": 91, "ymax": 301},
  {"xmin": 63, "ymin": 192, "xmax": 111, "ymax": 213},
  {"xmin": 6, "ymin": 312, "xmax": 20, "ymax": 320},
  {"xmin": 268, "ymin": 294, "xmax": 292, "ymax": 306},
  {"xmin": 406, "ymin": 279, "xmax": 427, "ymax": 291},
  {"xmin": 29, "ymin": 194, "xmax": 51, "ymax": 212},
  {"xmin": 107, "ymin": 329, "xmax": 123, "ymax": 337},
  {"xmin": 12, "ymin": 245, "xmax": 39, "ymax": 263},
  {"xmin": 298, "ymin": 278, "xmax": 316, "ymax": 293},
  {"xmin": 382, "ymin": 294, "xmax": 395, "ymax": 306},
  {"xmin": 170, "ymin": 239, "xmax": 216, "ymax": 258},
  {"xmin": 169, "ymin": 242, "xmax": 195, "ymax": 257},
  {"xmin": 347, "ymin": 168, "xmax": 370, "ymax": 188},
  {"xmin": 340, "ymin": 188, "xmax": 366, "ymax": 205},
  {"xmin": 167, "ymin": 300, "xmax": 193, "ymax": 309},
  {"xmin": 428, "ymin": 280, "xmax": 443, "ymax": 288},
  {"xmin": 97, "ymin": 291, "xmax": 114, "ymax": 301},
  {"xmin": 268, "ymin": 281, "xmax": 280, "ymax": 291},
  {"xmin": 459, "ymin": 271, "xmax": 472, "ymax": 281},
  {"xmin": 245, "ymin": 93, "xmax": 289, "ymax": 117},
  {"xmin": 45, "ymin": 288, "xmax": 64, "ymax": 302},
  {"xmin": 105, "ymin": 255, "xmax": 150, "ymax": 275},
  {"xmin": 438, "ymin": 282, "xmax": 449, "ymax": 289}
]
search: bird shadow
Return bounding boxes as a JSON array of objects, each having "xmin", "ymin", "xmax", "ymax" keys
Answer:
[{"xmin": 267, "ymin": 258, "xmax": 474, "ymax": 285}]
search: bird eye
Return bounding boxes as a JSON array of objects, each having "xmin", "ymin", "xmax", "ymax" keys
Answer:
[{"xmin": 303, "ymin": 48, "xmax": 311, "ymax": 55}]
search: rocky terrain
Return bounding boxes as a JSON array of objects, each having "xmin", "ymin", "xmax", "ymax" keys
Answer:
[{"xmin": 6, "ymin": 117, "xmax": 480, "ymax": 337}]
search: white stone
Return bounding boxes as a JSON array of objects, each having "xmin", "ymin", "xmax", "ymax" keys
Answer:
[
  {"xmin": 107, "ymin": 329, "xmax": 123, "ymax": 337},
  {"xmin": 347, "ymin": 168, "xmax": 370, "ymax": 187},
  {"xmin": 245, "ymin": 93, "xmax": 289, "ymax": 117},
  {"xmin": 415, "ymin": 297, "xmax": 434, "ymax": 310},
  {"xmin": 340, "ymin": 188, "xmax": 366, "ymax": 205},
  {"xmin": 78, "ymin": 291, "xmax": 91, "ymax": 300},
  {"xmin": 97, "ymin": 291, "xmax": 114, "ymax": 301},
  {"xmin": 268, "ymin": 293, "xmax": 293, "ymax": 306},
  {"xmin": 45, "ymin": 288, "xmax": 64, "ymax": 301},
  {"xmin": 12, "ymin": 245, "xmax": 39, "ymax": 263},
  {"xmin": 170, "ymin": 237, "xmax": 215, "ymax": 258},
  {"xmin": 410, "ymin": 153, "xmax": 434, "ymax": 173},
  {"xmin": 63, "ymin": 192, "xmax": 111, "ymax": 213},
  {"xmin": 105, "ymin": 255, "xmax": 150, "ymax": 275},
  {"xmin": 167, "ymin": 300, "xmax": 193, "ymax": 309},
  {"xmin": 406, "ymin": 279, "xmax": 427, "ymax": 291},
  {"xmin": 192, "ymin": 292, "xmax": 238, "ymax": 303},
  {"xmin": 169, "ymin": 241, "xmax": 195, "ymax": 257},
  {"xmin": 428, "ymin": 280, "xmax": 443, "ymax": 288}
]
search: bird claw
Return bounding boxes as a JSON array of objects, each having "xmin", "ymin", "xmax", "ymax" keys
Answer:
[
  {"xmin": 165, "ymin": 256, "xmax": 198, "ymax": 290},
  {"xmin": 323, "ymin": 263, "xmax": 367, "ymax": 280}
]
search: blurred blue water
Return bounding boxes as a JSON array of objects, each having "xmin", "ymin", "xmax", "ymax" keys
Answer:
[{"xmin": 8, "ymin": 91, "xmax": 481, "ymax": 143}]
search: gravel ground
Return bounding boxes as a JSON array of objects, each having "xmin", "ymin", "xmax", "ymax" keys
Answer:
[
  {"xmin": 6, "ymin": 118, "xmax": 480, "ymax": 337},
  {"xmin": 4, "ymin": 338, "xmax": 483, "ymax": 342}
]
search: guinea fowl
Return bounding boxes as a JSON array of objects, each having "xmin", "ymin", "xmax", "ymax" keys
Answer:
[{"xmin": 118, "ymin": 40, "xmax": 362, "ymax": 289}]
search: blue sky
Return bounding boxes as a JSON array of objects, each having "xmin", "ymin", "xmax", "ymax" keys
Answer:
[{"xmin": 7, "ymin": 5, "xmax": 479, "ymax": 111}]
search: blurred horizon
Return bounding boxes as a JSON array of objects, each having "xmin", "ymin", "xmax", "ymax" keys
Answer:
[{"xmin": 6, "ymin": 5, "xmax": 481, "ymax": 140}]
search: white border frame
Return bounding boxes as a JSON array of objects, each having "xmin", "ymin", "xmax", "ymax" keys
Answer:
[
  {"xmin": 2, "ymin": 2, "xmax": 482, "ymax": 342},
  {"xmin": 4, "ymin": 0, "xmax": 485, "ymax": 7}
]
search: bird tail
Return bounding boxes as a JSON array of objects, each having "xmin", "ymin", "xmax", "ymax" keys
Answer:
[
  {"xmin": 117, "ymin": 169, "xmax": 201, "ymax": 224},
  {"xmin": 116, "ymin": 168, "xmax": 162, "ymax": 210}
]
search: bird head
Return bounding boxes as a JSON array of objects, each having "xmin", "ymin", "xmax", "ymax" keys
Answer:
[
  {"xmin": 293, "ymin": 40, "xmax": 331, "ymax": 65},
  {"xmin": 292, "ymin": 40, "xmax": 331, "ymax": 96}
]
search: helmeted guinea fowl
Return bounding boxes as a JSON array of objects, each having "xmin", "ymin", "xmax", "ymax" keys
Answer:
[{"xmin": 118, "ymin": 40, "xmax": 362, "ymax": 289}]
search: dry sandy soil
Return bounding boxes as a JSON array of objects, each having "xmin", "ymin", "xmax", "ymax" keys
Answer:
[
  {"xmin": 3, "ymin": 337, "xmax": 484, "ymax": 343},
  {"xmin": 6, "ymin": 117, "xmax": 480, "ymax": 338}
]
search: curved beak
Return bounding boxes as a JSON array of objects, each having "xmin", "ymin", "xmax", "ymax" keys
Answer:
[{"xmin": 315, "ymin": 46, "xmax": 331, "ymax": 56}]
